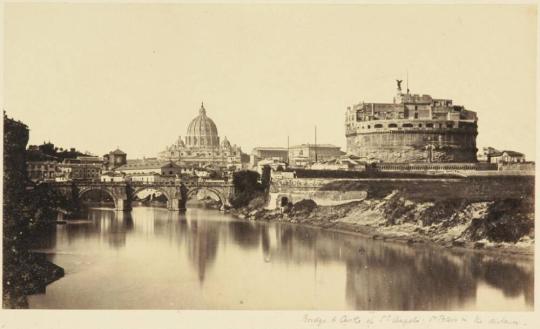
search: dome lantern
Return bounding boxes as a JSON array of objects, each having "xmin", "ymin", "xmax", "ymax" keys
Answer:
[{"xmin": 199, "ymin": 102, "xmax": 206, "ymax": 115}]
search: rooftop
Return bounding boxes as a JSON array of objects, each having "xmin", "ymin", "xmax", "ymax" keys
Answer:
[
  {"xmin": 252, "ymin": 147, "xmax": 288, "ymax": 151},
  {"xmin": 127, "ymin": 172, "xmax": 162, "ymax": 177},
  {"xmin": 110, "ymin": 148, "xmax": 126, "ymax": 155},
  {"xmin": 101, "ymin": 171, "xmax": 125, "ymax": 176},
  {"xmin": 290, "ymin": 144, "xmax": 341, "ymax": 149},
  {"xmin": 492, "ymin": 150, "xmax": 525, "ymax": 157},
  {"xmin": 117, "ymin": 160, "xmax": 178, "ymax": 171}
]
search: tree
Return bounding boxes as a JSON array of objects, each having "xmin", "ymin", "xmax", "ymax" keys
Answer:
[
  {"xmin": 261, "ymin": 165, "xmax": 271, "ymax": 190},
  {"xmin": 38, "ymin": 142, "xmax": 56, "ymax": 157},
  {"xmin": 232, "ymin": 170, "xmax": 261, "ymax": 194},
  {"xmin": 230, "ymin": 170, "xmax": 264, "ymax": 208}
]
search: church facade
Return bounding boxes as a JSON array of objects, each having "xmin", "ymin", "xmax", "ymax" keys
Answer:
[{"xmin": 158, "ymin": 103, "xmax": 247, "ymax": 170}]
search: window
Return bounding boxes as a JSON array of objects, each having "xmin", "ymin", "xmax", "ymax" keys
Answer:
[
  {"xmin": 388, "ymin": 123, "xmax": 397, "ymax": 128},
  {"xmin": 426, "ymin": 123, "xmax": 434, "ymax": 128},
  {"xmin": 367, "ymin": 125, "xmax": 371, "ymax": 129},
  {"xmin": 419, "ymin": 124, "xmax": 423, "ymax": 128},
  {"xmin": 414, "ymin": 113, "xmax": 418, "ymax": 119},
  {"xmin": 374, "ymin": 124, "xmax": 383, "ymax": 128},
  {"xmin": 447, "ymin": 123, "xmax": 454, "ymax": 128},
  {"xmin": 403, "ymin": 123, "xmax": 413, "ymax": 128}
]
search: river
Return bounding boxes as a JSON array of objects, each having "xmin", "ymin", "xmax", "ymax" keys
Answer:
[{"xmin": 28, "ymin": 207, "xmax": 533, "ymax": 310}]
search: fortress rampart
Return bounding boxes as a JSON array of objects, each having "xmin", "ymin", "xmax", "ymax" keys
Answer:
[{"xmin": 345, "ymin": 83, "xmax": 478, "ymax": 163}]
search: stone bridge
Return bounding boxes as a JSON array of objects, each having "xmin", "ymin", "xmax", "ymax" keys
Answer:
[{"xmin": 52, "ymin": 180, "xmax": 235, "ymax": 211}]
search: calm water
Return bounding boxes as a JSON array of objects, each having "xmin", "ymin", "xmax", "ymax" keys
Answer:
[{"xmin": 28, "ymin": 207, "xmax": 533, "ymax": 310}]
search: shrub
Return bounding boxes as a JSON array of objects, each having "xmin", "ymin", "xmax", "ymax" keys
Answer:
[
  {"xmin": 289, "ymin": 199, "xmax": 317, "ymax": 217},
  {"xmin": 464, "ymin": 199, "xmax": 534, "ymax": 243}
]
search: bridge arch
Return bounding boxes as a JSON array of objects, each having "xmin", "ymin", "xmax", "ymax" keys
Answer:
[
  {"xmin": 187, "ymin": 186, "xmax": 228, "ymax": 208},
  {"xmin": 130, "ymin": 185, "xmax": 182, "ymax": 211},
  {"xmin": 276, "ymin": 193, "xmax": 293, "ymax": 209},
  {"xmin": 78, "ymin": 187, "xmax": 118, "ymax": 209},
  {"xmin": 131, "ymin": 186, "xmax": 175, "ymax": 202}
]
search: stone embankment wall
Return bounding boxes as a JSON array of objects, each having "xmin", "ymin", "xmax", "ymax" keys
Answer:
[
  {"xmin": 499, "ymin": 162, "xmax": 535, "ymax": 172},
  {"xmin": 269, "ymin": 178, "xmax": 363, "ymax": 208},
  {"xmin": 269, "ymin": 176, "xmax": 534, "ymax": 209}
]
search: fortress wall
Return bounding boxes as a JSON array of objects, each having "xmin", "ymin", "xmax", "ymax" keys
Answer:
[{"xmin": 346, "ymin": 130, "xmax": 477, "ymax": 163}]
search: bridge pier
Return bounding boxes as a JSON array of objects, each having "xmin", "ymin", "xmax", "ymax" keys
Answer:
[
  {"xmin": 167, "ymin": 199, "xmax": 186, "ymax": 212},
  {"xmin": 219, "ymin": 199, "xmax": 232, "ymax": 211},
  {"xmin": 115, "ymin": 198, "xmax": 132, "ymax": 212}
]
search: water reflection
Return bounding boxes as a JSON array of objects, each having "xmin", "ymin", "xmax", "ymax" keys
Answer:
[{"xmin": 28, "ymin": 207, "xmax": 533, "ymax": 310}]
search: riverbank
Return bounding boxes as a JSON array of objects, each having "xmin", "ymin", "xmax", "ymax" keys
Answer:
[
  {"xmin": 3, "ymin": 251, "xmax": 64, "ymax": 308},
  {"xmin": 229, "ymin": 191, "xmax": 534, "ymax": 257},
  {"xmin": 189, "ymin": 197, "xmax": 223, "ymax": 210}
]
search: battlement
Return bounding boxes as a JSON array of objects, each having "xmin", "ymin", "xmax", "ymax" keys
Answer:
[{"xmin": 347, "ymin": 92, "xmax": 476, "ymax": 125}]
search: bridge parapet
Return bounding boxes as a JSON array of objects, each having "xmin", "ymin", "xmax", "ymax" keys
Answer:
[{"xmin": 270, "ymin": 178, "xmax": 344, "ymax": 192}]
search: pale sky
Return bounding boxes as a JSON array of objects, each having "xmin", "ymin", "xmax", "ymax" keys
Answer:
[{"xmin": 4, "ymin": 4, "xmax": 537, "ymax": 159}]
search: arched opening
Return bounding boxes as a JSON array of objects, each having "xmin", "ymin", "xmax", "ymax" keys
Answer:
[
  {"xmin": 279, "ymin": 196, "xmax": 289, "ymax": 207},
  {"xmin": 79, "ymin": 188, "xmax": 116, "ymax": 209},
  {"xmin": 132, "ymin": 187, "xmax": 170, "ymax": 208},
  {"xmin": 186, "ymin": 188, "xmax": 224, "ymax": 210}
]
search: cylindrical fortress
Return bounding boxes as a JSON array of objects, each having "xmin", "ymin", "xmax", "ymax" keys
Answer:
[
  {"xmin": 346, "ymin": 120, "xmax": 478, "ymax": 163},
  {"xmin": 345, "ymin": 84, "xmax": 478, "ymax": 163}
]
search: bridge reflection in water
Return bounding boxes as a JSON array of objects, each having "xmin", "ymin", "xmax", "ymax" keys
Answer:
[{"xmin": 28, "ymin": 207, "xmax": 533, "ymax": 310}]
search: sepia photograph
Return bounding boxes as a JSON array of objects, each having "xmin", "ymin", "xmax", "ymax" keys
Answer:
[{"xmin": 1, "ymin": 0, "xmax": 537, "ymax": 324}]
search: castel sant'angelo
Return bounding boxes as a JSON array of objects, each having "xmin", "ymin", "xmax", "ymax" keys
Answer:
[{"xmin": 345, "ymin": 81, "xmax": 478, "ymax": 163}]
